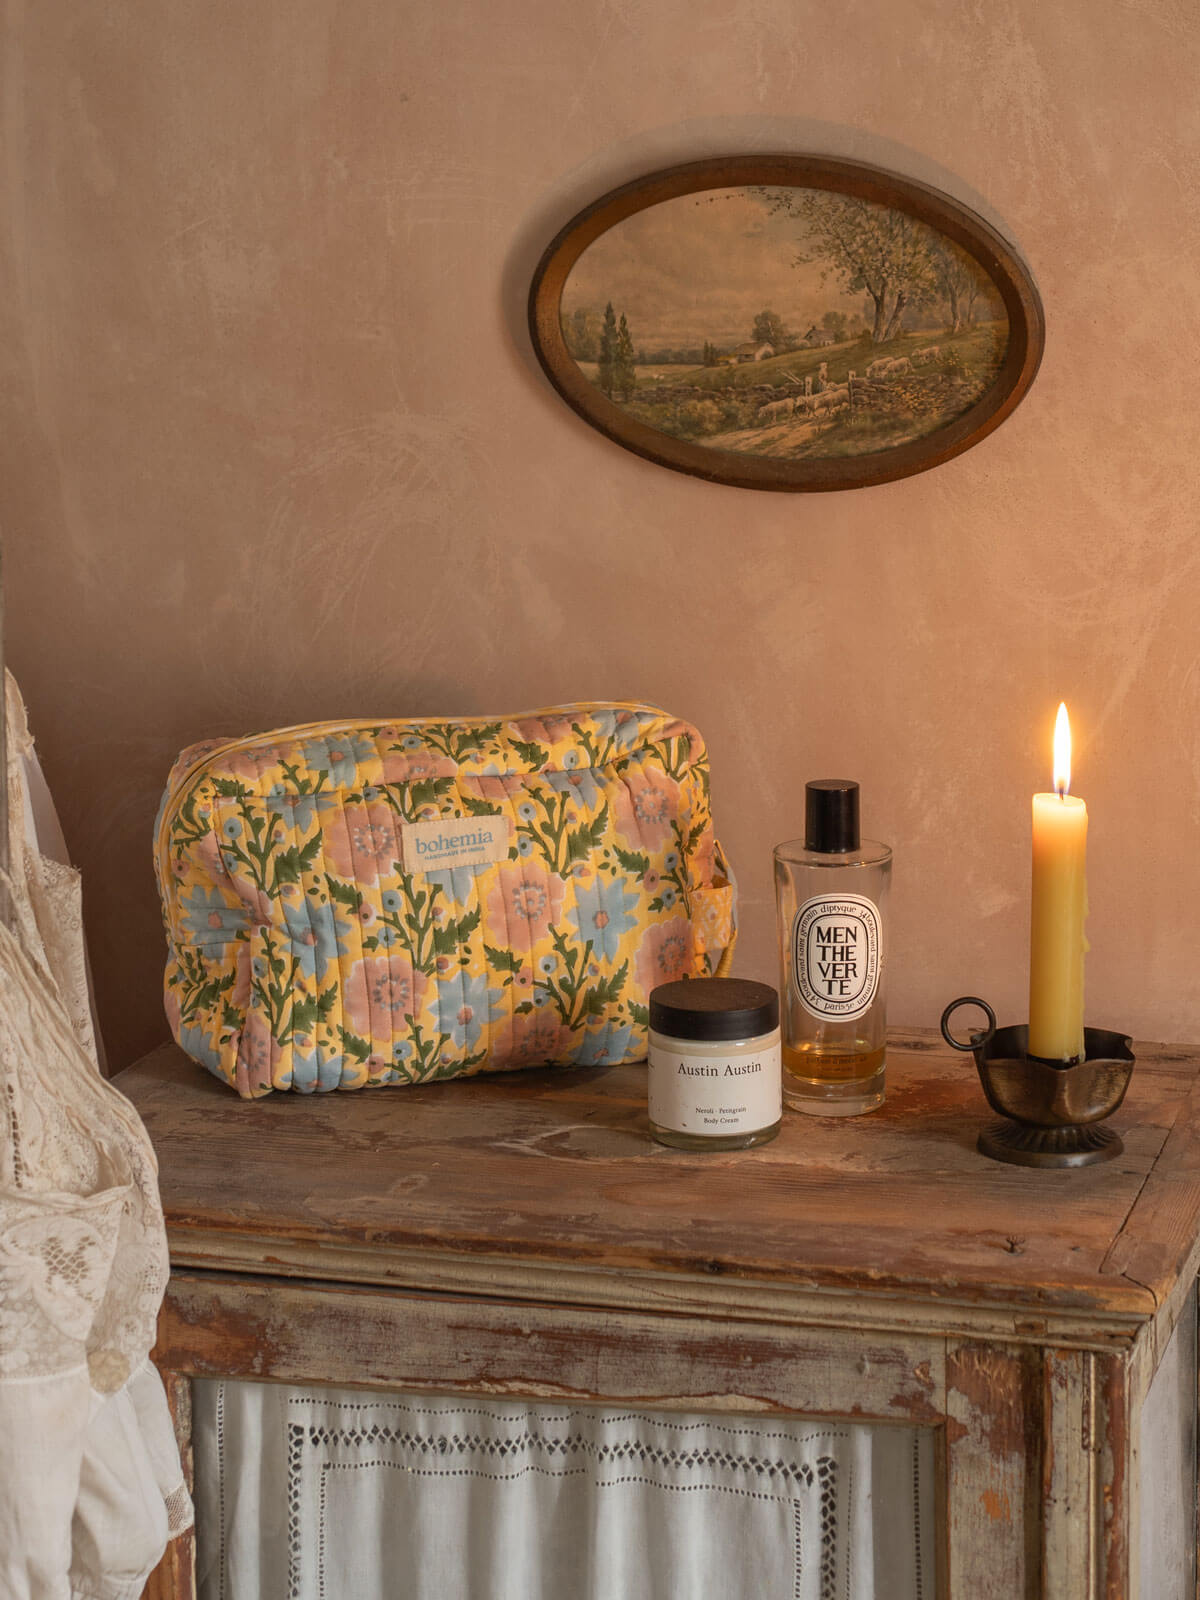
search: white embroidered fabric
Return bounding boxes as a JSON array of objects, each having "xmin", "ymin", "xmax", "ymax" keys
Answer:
[
  {"xmin": 0, "ymin": 672, "xmax": 191, "ymax": 1600},
  {"xmin": 194, "ymin": 1381, "xmax": 935, "ymax": 1600}
]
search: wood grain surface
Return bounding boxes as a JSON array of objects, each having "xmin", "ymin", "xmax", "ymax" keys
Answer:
[{"xmin": 117, "ymin": 1029, "xmax": 1200, "ymax": 1343}]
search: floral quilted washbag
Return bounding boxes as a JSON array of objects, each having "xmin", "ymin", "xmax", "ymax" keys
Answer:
[{"xmin": 155, "ymin": 702, "xmax": 736, "ymax": 1097}]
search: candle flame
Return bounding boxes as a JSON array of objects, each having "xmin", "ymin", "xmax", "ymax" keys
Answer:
[{"xmin": 1053, "ymin": 702, "xmax": 1071, "ymax": 797}]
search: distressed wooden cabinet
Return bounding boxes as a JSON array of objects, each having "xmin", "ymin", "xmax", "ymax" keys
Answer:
[{"xmin": 122, "ymin": 1028, "xmax": 1200, "ymax": 1599}]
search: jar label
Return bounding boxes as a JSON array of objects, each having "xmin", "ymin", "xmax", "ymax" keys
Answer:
[
  {"xmin": 792, "ymin": 895, "xmax": 882, "ymax": 1022},
  {"xmin": 647, "ymin": 1041, "xmax": 781, "ymax": 1136}
]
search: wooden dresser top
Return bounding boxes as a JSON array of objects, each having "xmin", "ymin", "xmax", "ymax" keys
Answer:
[{"xmin": 116, "ymin": 1029, "xmax": 1200, "ymax": 1346}]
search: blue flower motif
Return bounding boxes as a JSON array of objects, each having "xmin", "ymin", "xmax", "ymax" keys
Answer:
[
  {"xmin": 402, "ymin": 735, "xmax": 424, "ymax": 750},
  {"xmin": 381, "ymin": 890, "xmax": 403, "ymax": 913},
  {"xmin": 281, "ymin": 896, "xmax": 352, "ymax": 981},
  {"xmin": 425, "ymin": 866, "xmax": 479, "ymax": 907},
  {"xmin": 179, "ymin": 886, "xmax": 250, "ymax": 947},
  {"xmin": 544, "ymin": 768, "xmax": 603, "ymax": 810},
  {"xmin": 179, "ymin": 1023, "xmax": 223, "ymax": 1078},
  {"xmin": 661, "ymin": 885, "xmax": 678, "ymax": 909},
  {"xmin": 517, "ymin": 835, "xmax": 534, "ymax": 858},
  {"xmin": 300, "ymin": 732, "xmax": 377, "ymax": 786},
  {"xmin": 317, "ymin": 1051, "xmax": 344, "ymax": 1091},
  {"xmin": 433, "ymin": 971, "xmax": 505, "ymax": 1051},
  {"xmin": 533, "ymin": 989, "xmax": 551, "ymax": 1008},
  {"xmin": 664, "ymin": 850, "xmax": 680, "ymax": 872},
  {"xmin": 393, "ymin": 1039, "xmax": 414, "ymax": 1063},
  {"xmin": 538, "ymin": 954, "xmax": 556, "ymax": 975},
  {"xmin": 266, "ymin": 784, "xmax": 338, "ymax": 835},
  {"xmin": 517, "ymin": 800, "xmax": 537, "ymax": 822},
  {"xmin": 562, "ymin": 748, "xmax": 580, "ymax": 770},
  {"xmin": 572, "ymin": 1021, "xmax": 634, "ymax": 1067},
  {"xmin": 223, "ymin": 818, "xmax": 243, "ymax": 840},
  {"xmin": 568, "ymin": 874, "xmax": 639, "ymax": 963},
  {"xmin": 591, "ymin": 709, "xmax": 654, "ymax": 750},
  {"xmin": 291, "ymin": 1048, "xmax": 322, "ymax": 1092}
]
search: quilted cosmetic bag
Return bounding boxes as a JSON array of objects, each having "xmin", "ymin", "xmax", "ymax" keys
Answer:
[{"xmin": 156, "ymin": 703, "xmax": 736, "ymax": 1097}]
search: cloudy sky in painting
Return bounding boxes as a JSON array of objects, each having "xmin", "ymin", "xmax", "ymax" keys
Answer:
[{"xmin": 561, "ymin": 187, "xmax": 868, "ymax": 351}]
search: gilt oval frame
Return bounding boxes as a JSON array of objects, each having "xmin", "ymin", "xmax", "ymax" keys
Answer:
[{"xmin": 528, "ymin": 156, "xmax": 1045, "ymax": 493}]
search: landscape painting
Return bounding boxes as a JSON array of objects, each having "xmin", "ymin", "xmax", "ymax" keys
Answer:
[{"xmin": 529, "ymin": 158, "xmax": 1044, "ymax": 492}]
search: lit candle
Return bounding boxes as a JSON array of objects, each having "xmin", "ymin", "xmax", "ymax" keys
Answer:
[{"xmin": 1028, "ymin": 703, "xmax": 1088, "ymax": 1061}]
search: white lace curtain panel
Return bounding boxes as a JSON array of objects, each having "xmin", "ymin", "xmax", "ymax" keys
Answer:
[
  {"xmin": 194, "ymin": 1381, "xmax": 937, "ymax": 1600},
  {"xmin": 0, "ymin": 671, "xmax": 191, "ymax": 1600}
]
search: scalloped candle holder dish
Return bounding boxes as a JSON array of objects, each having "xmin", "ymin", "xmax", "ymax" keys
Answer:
[{"xmin": 940, "ymin": 997, "xmax": 1135, "ymax": 1169}]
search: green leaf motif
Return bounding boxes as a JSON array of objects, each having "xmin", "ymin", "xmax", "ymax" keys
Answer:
[
  {"xmin": 566, "ymin": 801, "xmax": 610, "ymax": 865},
  {"xmin": 337, "ymin": 1026, "xmax": 372, "ymax": 1064},
  {"xmin": 485, "ymin": 943, "xmax": 522, "ymax": 973},
  {"xmin": 325, "ymin": 875, "xmax": 363, "ymax": 911},
  {"xmin": 459, "ymin": 793, "xmax": 504, "ymax": 818},
  {"xmin": 432, "ymin": 905, "xmax": 481, "ymax": 956},
  {"xmin": 613, "ymin": 843, "xmax": 650, "ymax": 875},
  {"xmin": 510, "ymin": 739, "xmax": 549, "ymax": 769}
]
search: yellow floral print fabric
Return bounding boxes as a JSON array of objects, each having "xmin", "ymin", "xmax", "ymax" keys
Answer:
[{"xmin": 155, "ymin": 703, "xmax": 735, "ymax": 1097}]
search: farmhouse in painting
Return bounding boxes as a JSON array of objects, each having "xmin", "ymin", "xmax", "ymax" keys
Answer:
[{"xmin": 733, "ymin": 341, "xmax": 775, "ymax": 362}]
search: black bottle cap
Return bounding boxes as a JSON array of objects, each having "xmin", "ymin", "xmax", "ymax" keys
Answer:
[
  {"xmin": 805, "ymin": 779, "xmax": 860, "ymax": 853},
  {"xmin": 649, "ymin": 978, "xmax": 779, "ymax": 1042}
]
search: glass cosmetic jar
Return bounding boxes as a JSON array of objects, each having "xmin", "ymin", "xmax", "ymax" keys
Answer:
[{"xmin": 647, "ymin": 977, "xmax": 782, "ymax": 1150}]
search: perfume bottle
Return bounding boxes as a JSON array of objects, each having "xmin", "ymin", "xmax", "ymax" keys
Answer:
[{"xmin": 774, "ymin": 780, "xmax": 891, "ymax": 1116}]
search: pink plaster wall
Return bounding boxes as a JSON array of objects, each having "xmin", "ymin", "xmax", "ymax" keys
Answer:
[{"xmin": 2, "ymin": 0, "xmax": 1198, "ymax": 1069}]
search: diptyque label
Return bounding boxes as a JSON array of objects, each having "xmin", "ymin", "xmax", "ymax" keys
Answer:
[{"xmin": 792, "ymin": 895, "xmax": 882, "ymax": 1022}]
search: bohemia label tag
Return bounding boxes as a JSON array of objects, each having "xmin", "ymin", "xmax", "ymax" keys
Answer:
[
  {"xmin": 792, "ymin": 894, "xmax": 882, "ymax": 1022},
  {"xmin": 400, "ymin": 815, "xmax": 511, "ymax": 872}
]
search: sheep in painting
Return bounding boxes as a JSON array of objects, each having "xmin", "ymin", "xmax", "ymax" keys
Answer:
[
  {"xmin": 757, "ymin": 396, "xmax": 795, "ymax": 422},
  {"xmin": 866, "ymin": 356, "xmax": 893, "ymax": 379},
  {"xmin": 911, "ymin": 345, "xmax": 942, "ymax": 367}
]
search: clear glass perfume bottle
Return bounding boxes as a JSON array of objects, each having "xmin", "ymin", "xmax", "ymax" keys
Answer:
[{"xmin": 774, "ymin": 780, "xmax": 891, "ymax": 1116}]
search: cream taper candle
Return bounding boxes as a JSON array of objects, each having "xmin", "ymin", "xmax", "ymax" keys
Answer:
[{"xmin": 1028, "ymin": 703, "xmax": 1088, "ymax": 1061}]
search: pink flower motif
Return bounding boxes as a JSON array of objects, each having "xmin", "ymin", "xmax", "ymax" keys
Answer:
[
  {"xmin": 195, "ymin": 831, "xmax": 224, "ymax": 879},
  {"xmin": 236, "ymin": 1008, "xmax": 275, "ymax": 1095},
  {"xmin": 226, "ymin": 749, "xmax": 270, "ymax": 781},
  {"xmin": 344, "ymin": 955, "xmax": 428, "ymax": 1038},
  {"xmin": 381, "ymin": 751, "xmax": 457, "ymax": 783},
  {"xmin": 636, "ymin": 917, "xmax": 694, "ymax": 993},
  {"xmin": 485, "ymin": 862, "xmax": 565, "ymax": 944},
  {"xmin": 644, "ymin": 869, "xmax": 660, "ymax": 893},
  {"xmin": 512, "ymin": 715, "xmax": 574, "ymax": 746},
  {"xmin": 494, "ymin": 1008, "xmax": 572, "ymax": 1070},
  {"xmin": 692, "ymin": 828, "xmax": 715, "ymax": 884},
  {"xmin": 614, "ymin": 768, "xmax": 680, "ymax": 848},
  {"xmin": 323, "ymin": 802, "xmax": 398, "ymax": 887}
]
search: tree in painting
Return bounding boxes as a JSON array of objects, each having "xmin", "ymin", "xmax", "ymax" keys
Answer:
[
  {"xmin": 752, "ymin": 309, "xmax": 792, "ymax": 352},
  {"xmin": 761, "ymin": 191, "xmax": 941, "ymax": 345},
  {"xmin": 615, "ymin": 313, "xmax": 637, "ymax": 399},
  {"xmin": 597, "ymin": 303, "xmax": 618, "ymax": 396},
  {"xmin": 928, "ymin": 238, "xmax": 983, "ymax": 333}
]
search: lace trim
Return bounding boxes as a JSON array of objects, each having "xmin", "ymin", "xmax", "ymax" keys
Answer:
[{"xmin": 278, "ymin": 1395, "xmax": 851, "ymax": 1600}]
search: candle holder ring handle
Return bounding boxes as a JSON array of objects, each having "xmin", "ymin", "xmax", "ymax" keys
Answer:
[{"xmin": 940, "ymin": 996, "xmax": 997, "ymax": 1053}]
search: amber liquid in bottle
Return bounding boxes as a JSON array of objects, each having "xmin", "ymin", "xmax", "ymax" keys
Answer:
[{"xmin": 774, "ymin": 780, "xmax": 891, "ymax": 1117}]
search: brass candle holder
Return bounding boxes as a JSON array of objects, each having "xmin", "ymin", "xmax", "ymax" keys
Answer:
[{"xmin": 940, "ymin": 996, "xmax": 1135, "ymax": 1169}]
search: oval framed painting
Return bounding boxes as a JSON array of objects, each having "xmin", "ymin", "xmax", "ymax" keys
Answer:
[{"xmin": 528, "ymin": 156, "xmax": 1045, "ymax": 492}]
